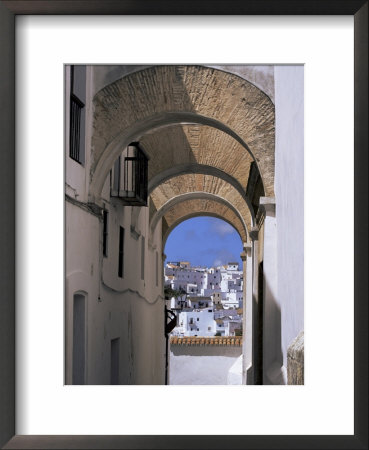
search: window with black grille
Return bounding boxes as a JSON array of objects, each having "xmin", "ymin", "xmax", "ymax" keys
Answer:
[
  {"xmin": 103, "ymin": 210, "xmax": 108, "ymax": 257},
  {"xmin": 245, "ymin": 161, "xmax": 265, "ymax": 217},
  {"xmin": 69, "ymin": 66, "xmax": 86, "ymax": 164},
  {"xmin": 110, "ymin": 142, "xmax": 148, "ymax": 206}
]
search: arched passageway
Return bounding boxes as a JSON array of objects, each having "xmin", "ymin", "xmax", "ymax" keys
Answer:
[
  {"xmin": 88, "ymin": 65, "xmax": 275, "ymax": 204},
  {"xmin": 65, "ymin": 64, "xmax": 304, "ymax": 387}
]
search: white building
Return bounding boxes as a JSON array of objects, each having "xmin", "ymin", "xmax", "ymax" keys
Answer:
[
  {"xmin": 227, "ymin": 262, "xmax": 239, "ymax": 271},
  {"xmin": 165, "ymin": 262, "xmax": 243, "ymax": 308},
  {"xmin": 222, "ymin": 292, "xmax": 244, "ymax": 309},
  {"xmin": 165, "ymin": 260, "xmax": 244, "ymax": 335},
  {"xmin": 176, "ymin": 308, "xmax": 216, "ymax": 337},
  {"xmin": 188, "ymin": 296, "xmax": 213, "ymax": 309}
]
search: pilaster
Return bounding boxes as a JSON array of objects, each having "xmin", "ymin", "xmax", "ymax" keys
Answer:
[
  {"xmin": 242, "ymin": 242, "xmax": 253, "ymax": 384},
  {"xmin": 259, "ymin": 197, "xmax": 283, "ymax": 384}
]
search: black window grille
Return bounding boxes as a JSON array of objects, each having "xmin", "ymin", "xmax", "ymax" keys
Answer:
[
  {"xmin": 103, "ymin": 210, "xmax": 108, "ymax": 257},
  {"xmin": 246, "ymin": 161, "xmax": 265, "ymax": 217},
  {"xmin": 118, "ymin": 227, "xmax": 124, "ymax": 278},
  {"xmin": 110, "ymin": 142, "xmax": 148, "ymax": 206},
  {"xmin": 69, "ymin": 94, "xmax": 84, "ymax": 163}
]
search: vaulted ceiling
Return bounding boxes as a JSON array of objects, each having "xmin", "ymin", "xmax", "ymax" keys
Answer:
[{"xmin": 91, "ymin": 65, "xmax": 275, "ymax": 243}]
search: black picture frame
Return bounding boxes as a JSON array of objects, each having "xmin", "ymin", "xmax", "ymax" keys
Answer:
[{"xmin": 0, "ymin": 1, "xmax": 367, "ymax": 449}]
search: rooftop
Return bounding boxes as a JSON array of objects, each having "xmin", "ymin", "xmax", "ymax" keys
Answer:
[{"xmin": 170, "ymin": 336, "xmax": 242, "ymax": 346}]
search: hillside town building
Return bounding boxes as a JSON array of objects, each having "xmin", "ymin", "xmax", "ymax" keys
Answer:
[
  {"xmin": 65, "ymin": 64, "xmax": 304, "ymax": 386},
  {"xmin": 164, "ymin": 261, "xmax": 243, "ymax": 337}
]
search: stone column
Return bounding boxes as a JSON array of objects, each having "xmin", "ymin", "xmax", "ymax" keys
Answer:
[
  {"xmin": 242, "ymin": 242, "xmax": 253, "ymax": 384},
  {"xmin": 248, "ymin": 226, "xmax": 259, "ymax": 384},
  {"xmin": 259, "ymin": 197, "xmax": 284, "ymax": 384}
]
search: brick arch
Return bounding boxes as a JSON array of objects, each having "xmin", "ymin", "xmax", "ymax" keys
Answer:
[
  {"xmin": 151, "ymin": 192, "xmax": 247, "ymax": 240},
  {"xmin": 89, "ymin": 65, "xmax": 275, "ymax": 203},
  {"xmin": 149, "ymin": 173, "xmax": 252, "ymax": 234},
  {"xmin": 142, "ymin": 124, "xmax": 253, "ymax": 192},
  {"xmin": 160, "ymin": 198, "xmax": 248, "ymax": 245}
]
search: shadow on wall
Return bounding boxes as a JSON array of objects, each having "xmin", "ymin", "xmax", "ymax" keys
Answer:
[
  {"xmin": 252, "ymin": 262, "xmax": 284, "ymax": 385},
  {"xmin": 253, "ymin": 268, "xmax": 303, "ymax": 385}
]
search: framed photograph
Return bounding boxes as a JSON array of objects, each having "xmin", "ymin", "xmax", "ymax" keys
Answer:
[{"xmin": 0, "ymin": 1, "xmax": 367, "ymax": 449}]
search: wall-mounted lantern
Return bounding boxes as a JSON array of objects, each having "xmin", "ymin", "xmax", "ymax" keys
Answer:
[{"xmin": 110, "ymin": 142, "xmax": 149, "ymax": 206}]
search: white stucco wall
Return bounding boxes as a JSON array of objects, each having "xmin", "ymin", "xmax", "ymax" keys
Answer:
[
  {"xmin": 274, "ymin": 66, "xmax": 304, "ymax": 370},
  {"xmin": 65, "ymin": 67, "xmax": 165, "ymax": 385},
  {"xmin": 65, "ymin": 196, "xmax": 165, "ymax": 384},
  {"xmin": 169, "ymin": 346, "xmax": 242, "ymax": 385}
]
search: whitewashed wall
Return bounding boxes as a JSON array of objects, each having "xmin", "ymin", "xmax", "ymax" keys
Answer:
[
  {"xmin": 65, "ymin": 66, "xmax": 165, "ymax": 385},
  {"xmin": 274, "ymin": 66, "xmax": 304, "ymax": 371},
  {"xmin": 169, "ymin": 346, "xmax": 242, "ymax": 385}
]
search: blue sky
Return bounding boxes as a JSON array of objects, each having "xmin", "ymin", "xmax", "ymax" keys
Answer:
[{"xmin": 164, "ymin": 217, "xmax": 243, "ymax": 268}]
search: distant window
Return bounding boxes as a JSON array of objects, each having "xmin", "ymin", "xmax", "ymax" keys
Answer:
[
  {"xmin": 208, "ymin": 309, "xmax": 212, "ymax": 312},
  {"xmin": 197, "ymin": 318, "xmax": 199, "ymax": 321},
  {"xmin": 118, "ymin": 227, "xmax": 124, "ymax": 278},
  {"xmin": 103, "ymin": 210, "xmax": 108, "ymax": 257},
  {"xmin": 208, "ymin": 327, "xmax": 211, "ymax": 331}
]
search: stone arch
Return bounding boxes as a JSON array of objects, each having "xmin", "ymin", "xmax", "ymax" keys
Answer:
[
  {"xmin": 142, "ymin": 124, "xmax": 254, "ymax": 192},
  {"xmin": 148, "ymin": 163, "xmax": 242, "ymax": 196},
  {"xmin": 89, "ymin": 113, "xmax": 253, "ymax": 204},
  {"xmin": 89, "ymin": 65, "xmax": 275, "ymax": 203},
  {"xmin": 149, "ymin": 173, "xmax": 252, "ymax": 233},
  {"xmin": 148, "ymin": 163, "xmax": 255, "ymax": 225},
  {"xmin": 160, "ymin": 197, "xmax": 247, "ymax": 245},
  {"xmin": 150, "ymin": 191, "xmax": 248, "ymax": 239},
  {"xmin": 92, "ymin": 65, "xmax": 275, "ymax": 102}
]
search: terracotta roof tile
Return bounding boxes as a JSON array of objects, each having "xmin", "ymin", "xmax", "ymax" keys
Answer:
[{"xmin": 170, "ymin": 336, "xmax": 242, "ymax": 346}]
